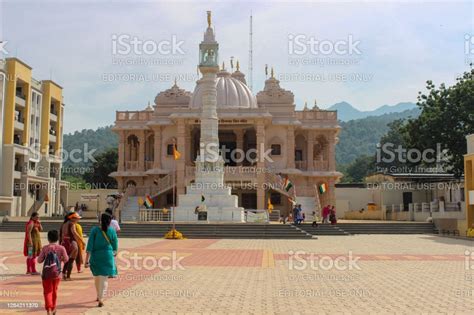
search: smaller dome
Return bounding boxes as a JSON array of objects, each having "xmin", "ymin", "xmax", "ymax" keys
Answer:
[{"xmin": 155, "ymin": 82, "xmax": 192, "ymax": 106}]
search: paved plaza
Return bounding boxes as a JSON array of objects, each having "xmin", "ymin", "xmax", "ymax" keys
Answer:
[{"xmin": 0, "ymin": 232, "xmax": 473, "ymax": 314}]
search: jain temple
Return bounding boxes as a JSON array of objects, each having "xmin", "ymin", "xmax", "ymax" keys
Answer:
[{"xmin": 110, "ymin": 12, "xmax": 342, "ymax": 221}]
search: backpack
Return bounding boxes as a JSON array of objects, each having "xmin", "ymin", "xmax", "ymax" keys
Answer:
[{"xmin": 42, "ymin": 250, "xmax": 62, "ymax": 280}]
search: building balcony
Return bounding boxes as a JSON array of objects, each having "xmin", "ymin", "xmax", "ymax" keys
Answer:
[
  {"xmin": 295, "ymin": 160, "xmax": 307, "ymax": 170},
  {"xmin": 15, "ymin": 95, "xmax": 26, "ymax": 107},
  {"xmin": 313, "ymin": 160, "xmax": 329, "ymax": 171},
  {"xmin": 50, "ymin": 112, "xmax": 57, "ymax": 122},
  {"xmin": 116, "ymin": 110, "xmax": 153, "ymax": 121},
  {"xmin": 49, "ymin": 134, "xmax": 57, "ymax": 143},
  {"xmin": 13, "ymin": 170, "xmax": 22, "ymax": 179},
  {"xmin": 14, "ymin": 120, "xmax": 24, "ymax": 131},
  {"xmin": 294, "ymin": 160, "xmax": 330, "ymax": 171},
  {"xmin": 145, "ymin": 161, "xmax": 154, "ymax": 170},
  {"xmin": 126, "ymin": 161, "xmax": 139, "ymax": 171}
]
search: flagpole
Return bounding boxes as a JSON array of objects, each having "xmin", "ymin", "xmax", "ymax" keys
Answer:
[{"xmin": 172, "ymin": 156, "xmax": 176, "ymax": 233}]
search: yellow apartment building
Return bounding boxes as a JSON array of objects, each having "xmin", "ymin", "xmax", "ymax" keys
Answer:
[{"xmin": 0, "ymin": 57, "xmax": 68, "ymax": 218}]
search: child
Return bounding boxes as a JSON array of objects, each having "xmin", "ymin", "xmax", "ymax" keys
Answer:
[
  {"xmin": 311, "ymin": 211, "xmax": 319, "ymax": 228},
  {"xmin": 37, "ymin": 230, "xmax": 69, "ymax": 315}
]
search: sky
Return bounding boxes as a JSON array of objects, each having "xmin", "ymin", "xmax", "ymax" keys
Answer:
[{"xmin": 1, "ymin": 0, "xmax": 473, "ymax": 133}]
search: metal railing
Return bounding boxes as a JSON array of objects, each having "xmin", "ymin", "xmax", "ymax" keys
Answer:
[
  {"xmin": 138, "ymin": 209, "xmax": 172, "ymax": 222},
  {"xmin": 244, "ymin": 210, "xmax": 270, "ymax": 223}
]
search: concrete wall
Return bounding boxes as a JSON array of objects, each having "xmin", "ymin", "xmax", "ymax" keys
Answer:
[
  {"xmin": 344, "ymin": 210, "xmax": 382, "ymax": 220},
  {"xmin": 336, "ymin": 187, "xmax": 375, "ymax": 211},
  {"xmin": 68, "ymin": 189, "xmax": 117, "ymax": 212}
]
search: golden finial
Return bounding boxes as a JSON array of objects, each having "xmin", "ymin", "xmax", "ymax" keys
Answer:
[
  {"xmin": 207, "ymin": 11, "xmax": 212, "ymax": 28},
  {"xmin": 265, "ymin": 64, "xmax": 268, "ymax": 77},
  {"xmin": 174, "ymin": 77, "xmax": 177, "ymax": 86},
  {"xmin": 236, "ymin": 60, "xmax": 240, "ymax": 71},
  {"xmin": 271, "ymin": 67, "xmax": 274, "ymax": 78},
  {"xmin": 304, "ymin": 101, "xmax": 308, "ymax": 110},
  {"xmin": 221, "ymin": 61, "xmax": 225, "ymax": 70},
  {"xmin": 230, "ymin": 57, "xmax": 234, "ymax": 71}
]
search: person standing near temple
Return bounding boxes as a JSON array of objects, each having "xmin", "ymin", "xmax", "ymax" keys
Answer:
[
  {"xmin": 60, "ymin": 212, "xmax": 82, "ymax": 280},
  {"xmin": 24, "ymin": 212, "xmax": 43, "ymax": 275},
  {"xmin": 85, "ymin": 213, "xmax": 118, "ymax": 307},
  {"xmin": 105, "ymin": 208, "xmax": 121, "ymax": 233},
  {"xmin": 322, "ymin": 205, "xmax": 330, "ymax": 224},
  {"xmin": 75, "ymin": 221, "xmax": 86, "ymax": 273}
]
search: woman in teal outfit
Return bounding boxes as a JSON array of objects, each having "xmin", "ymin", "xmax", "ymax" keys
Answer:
[{"xmin": 85, "ymin": 213, "xmax": 118, "ymax": 307}]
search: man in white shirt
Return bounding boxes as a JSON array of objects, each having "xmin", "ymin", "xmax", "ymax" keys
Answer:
[{"xmin": 105, "ymin": 208, "xmax": 121, "ymax": 233}]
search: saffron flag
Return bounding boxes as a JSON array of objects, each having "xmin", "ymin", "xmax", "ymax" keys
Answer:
[
  {"xmin": 137, "ymin": 197, "xmax": 144, "ymax": 206},
  {"xmin": 267, "ymin": 197, "xmax": 274, "ymax": 212},
  {"xmin": 173, "ymin": 144, "xmax": 181, "ymax": 160},
  {"xmin": 144, "ymin": 195, "xmax": 153, "ymax": 209},
  {"xmin": 319, "ymin": 183, "xmax": 327, "ymax": 194},
  {"xmin": 283, "ymin": 178, "xmax": 294, "ymax": 192}
]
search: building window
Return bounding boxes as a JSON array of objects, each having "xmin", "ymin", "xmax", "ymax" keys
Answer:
[
  {"xmin": 295, "ymin": 149, "xmax": 303, "ymax": 161},
  {"xmin": 167, "ymin": 144, "xmax": 174, "ymax": 156},
  {"xmin": 270, "ymin": 193, "xmax": 281, "ymax": 205},
  {"xmin": 271, "ymin": 144, "xmax": 281, "ymax": 156}
]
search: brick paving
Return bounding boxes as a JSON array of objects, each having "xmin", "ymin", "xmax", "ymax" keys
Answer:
[{"xmin": 0, "ymin": 232, "xmax": 473, "ymax": 314}]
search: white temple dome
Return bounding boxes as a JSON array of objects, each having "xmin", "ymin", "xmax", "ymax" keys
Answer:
[{"xmin": 189, "ymin": 70, "xmax": 257, "ymax": 109}]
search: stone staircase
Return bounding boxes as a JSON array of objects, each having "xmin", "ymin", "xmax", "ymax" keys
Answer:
[
  {"xmin": 0, "ymin": 221, "xmax": 313, "ymax": 239},
  {"xmin": 297, "ymin": 222, "xmax": 437, "ymax": 235}
]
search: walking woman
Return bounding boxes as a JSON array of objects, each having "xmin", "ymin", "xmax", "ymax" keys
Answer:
[
  {"xmin": 23, "ymin": 212, "xmax": 43, "ymax": 275},
  {"xmin": 85, "ymin": 213, "xmax": 118, "ymax": 307},
  {"xmin": 60, "ymin": 212, "xmax": 82, "ymax": 280}
]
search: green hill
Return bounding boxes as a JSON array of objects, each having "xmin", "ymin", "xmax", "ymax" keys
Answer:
[
  {"xmin": 62, "ymin": 126, "xmax": 118, "ymax": 177},
  {"xmin": 336, "ymin": 108, "xmax": 420, "ymax": 166}
]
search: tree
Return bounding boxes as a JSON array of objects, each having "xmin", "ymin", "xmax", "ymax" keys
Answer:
[
  {"xmin": 404, "ymin": 69, "xmax": 474, "ymax": 177},
  {"xmin": 376, "ymin": 119, "xmax": 412, "ymax": 172},
  {"xmin": 341, "ymin": 155, "xmax": 376, "ymax": 183},
  {"xmin": 82, "ymin": 148, "xmax": 118, "ymax": 189}
]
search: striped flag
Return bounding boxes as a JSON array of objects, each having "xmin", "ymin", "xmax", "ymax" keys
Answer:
[
  {"xmin": 283, "ymin": 178, "xmax": 294, "ymax": 192},
  {"xmin": 319, "ymin": 183, "xmax": 327, "ymax": 194},
  {"xmin": 144, "ymin": 195, "xmax": 153, "ymax": 209}
]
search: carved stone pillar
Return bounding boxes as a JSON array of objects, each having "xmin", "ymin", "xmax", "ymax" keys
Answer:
[
  {"xmin": 328, "ymin": 131, "xmax": 336, "ymax": 171},
  {"xmin": 235, "ymin": 129, "xmax": 244, "ymax": 166},
  {"xmin": 307, "ymin": 132, "xmax": 314, "ymax": 171},
  {"xmin": 256, "ymin": 121, "xmax": 266, "ymax": 210},
  {"xmin": 118, "ymin": 130, "xmax": 125, "ymax": 172},
  {"xmin": 153, "ymin": 126, "xmax": 162, "ymax": 169},
  {"xmin": 287, "ymin": 125, "xmax": 295, "ymax": 169},
  {"xmin": 124, "ymin": 131, "xmax": 131, "ymax": 170},
  {"xmin": 138, "ymin": 130, "xmax": 145, "ymax": 171}
]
